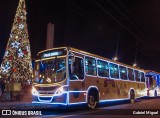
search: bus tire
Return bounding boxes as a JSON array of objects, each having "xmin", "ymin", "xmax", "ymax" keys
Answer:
[
  {"xmin": 130, "ymin": 90, "xmax": 135, "ymax": 104},
  {"xmin": 87, "ymin": 94, "xmax": 97, "ymax": 109},
  {"xmin": 154, "ymin": 90, "xmax": 157, "ymax": 98}
]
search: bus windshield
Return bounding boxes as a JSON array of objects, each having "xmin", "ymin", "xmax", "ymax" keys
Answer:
[{"xmin": 34, "ymin": 57, "xmax": 66, "ymax": 84}]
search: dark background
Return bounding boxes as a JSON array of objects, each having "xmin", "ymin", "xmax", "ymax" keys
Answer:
[{"xmin": 0, "ymin": 0, "xmax": 160, "ymax": 71}]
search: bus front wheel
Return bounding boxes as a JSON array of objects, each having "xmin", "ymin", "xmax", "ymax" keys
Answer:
[
  {"xmin": 130, "ymin": 90, "xmax": 135, "ymax": 104},
  {"xmin": 87, "ymin": 94, "xmax": 96, "ymax": 109}
]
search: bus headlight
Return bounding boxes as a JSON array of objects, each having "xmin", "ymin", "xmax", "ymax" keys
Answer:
[
  {"xmin": 55, "ymin": 87, "xmax": 64, "ymax": 96},
  {"xmin": 32, "ymin": 87, "xmax": 38, "ymax": 96}
]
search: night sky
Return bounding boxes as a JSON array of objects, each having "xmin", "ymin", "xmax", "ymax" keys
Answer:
[{"xmin": 1, "ymin": 0, "xmax": 160, "ymax": 71}]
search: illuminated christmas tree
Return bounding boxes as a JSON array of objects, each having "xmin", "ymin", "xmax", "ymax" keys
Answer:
[{"xmin": 0, "ymin": 0, "xmax": 33, "ymax": 82}]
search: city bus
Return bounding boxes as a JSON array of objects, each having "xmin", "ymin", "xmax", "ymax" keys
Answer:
[
  {"xmin": 32, "ymin": 47, "xmax": 147, "ymax": 109},
  {"xmin": 145, "ymin": 70, "xmax": 160, "ymax": 97}
]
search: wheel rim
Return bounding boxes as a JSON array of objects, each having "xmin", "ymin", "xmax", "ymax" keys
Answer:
[
  {"xmin": 130, "ymin": 99, "xmax": 134, "ymax": 103},
  {"xmin": 88, "ymin": 96, "xmax": 96, "ymax": 109},
  {"xmin": 130, "ymin": 91, "xmax": 135, "ymax": 103}
]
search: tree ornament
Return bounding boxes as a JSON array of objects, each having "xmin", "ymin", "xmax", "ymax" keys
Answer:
[
  {"xmin": 13, "ymin": 68, "xmax": 17, "ymax": 72},
  {"xmin": 18, "ymin": 48, "xmax": 24, "ymax": 57},
  {"xmin": 23, "ymin": 50, "xmax": 27, "ymax": 55},
  {"xmin": 1, "ymin": 62, "xmax": 11, "ymax": 73},
  {"xmin": 11, "ymin": 41, "xmax": 20, "ymax": 48},
  {"xmin": 17, "ymin": 17, "xmax": 21, "ymax": 22},
  {"xmin": 9, "ymin": 55, "xmax": 13, "ymax": 60},
  {"xmin": 19, "ymin": 24, "xmax": 24, "ymax": 29},
  {"xmin": 5, "ymin": 51, "xmax": 9, "ymax": 57}
]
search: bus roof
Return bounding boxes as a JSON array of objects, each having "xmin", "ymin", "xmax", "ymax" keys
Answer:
[
  {"xmin": 145, "ymin": 70, "xmax": 160, "ymax": 76},
  {"xmin": 68, "ymin": 47, "xmax": 145, "ymax": 72}
]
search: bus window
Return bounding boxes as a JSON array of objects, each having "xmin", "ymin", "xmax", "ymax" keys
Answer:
[
  {"xmin": 34, "ymin": 58, "xmax": 66, "ymax": 84},
  {"xmin": 109, "ymin": 63, "xmax": 119, "ymax": 79},
  {"xmin": 135, "ymin": 70, "xmax": 140, "ymax": 82},
  {"xmin": 69, "ymin": 57, "xmax": 84, "ymax": 80},
  {"xmin": 127, "ymin": 68, "xmax": 134, "ymax": 81},
  {"xmin": 141, "ymin": 72, "xmax": 145, "ymax": 82},
  {"xmin": 97, "ymin": 60, "xmax": 109, "ymax": 77},
  {"xmin": 119, "ymin": 66, "xmax": 127, "ymax": 80},
  {"xmin": 85, "ymin": 57, "xmax": 96, "ymax": 76},
  {"xmin": 148, "ymin": 76, "xmax": 156, "ymax": 88}
]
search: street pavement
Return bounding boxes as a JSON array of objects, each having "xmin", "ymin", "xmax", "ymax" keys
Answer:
[
  {"xmin": 36, "ymin": 97, "xmax": 160, "ymax": 118},
  {"xmin": 0, "ymin": 97, "xmax": 160, "ymax": 118}
]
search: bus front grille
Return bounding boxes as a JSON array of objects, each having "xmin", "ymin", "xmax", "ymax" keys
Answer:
[
  {"xmin": 39, "ymin": 97, "xmax": 52, "ymax": 101},
  {"xmin": 35, "ymin": 86, "xmax": 59, "ymax": 91},
  {"xmin": 38, "ymin": 91, "xmax": 54, "ymax": 94}
]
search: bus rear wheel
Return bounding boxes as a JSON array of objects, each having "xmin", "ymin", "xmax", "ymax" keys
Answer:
[
  {"xmin": 87, "ymin": 95, "xmax": 96, "ymax": 109},
  {"xmin": 130, "ymin": 90, "xmax": 135, "ymax": 104}
]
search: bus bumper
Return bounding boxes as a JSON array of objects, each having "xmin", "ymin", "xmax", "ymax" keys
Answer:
[{"xmin": 32, "ymin": 93, "xmax": 67, "ymax": 105}]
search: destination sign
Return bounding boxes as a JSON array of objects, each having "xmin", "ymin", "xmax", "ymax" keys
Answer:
[
  {"xmin": 43, "ymin": 51, "xmax": 62, "ymax": 58},
  {"xmin": 38, "ymin": 48, "xmax": 67, "ymax": 59}
]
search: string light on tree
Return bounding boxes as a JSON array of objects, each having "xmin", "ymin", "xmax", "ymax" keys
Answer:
[{"xmin": 0, "ymin": 0, "xmax": 33, "ymax": 82}]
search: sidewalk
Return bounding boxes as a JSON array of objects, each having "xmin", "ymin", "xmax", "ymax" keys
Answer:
[
  {"xmin": 0, "ymin": 90, "xmax": 32, "ymax": 109},
  {"xmin": 0, "ymin": 94, "xmax": 54, "ymax": 110},
  {"xmin": 0, "ymin": 87, "xmax": 54, "ymax": 110}
]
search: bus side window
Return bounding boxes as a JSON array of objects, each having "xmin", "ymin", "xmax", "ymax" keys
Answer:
[
  {"xmin": 109, "ymin": 63, "xmax": 119, "ymax": 79},
  {"xmin": 97, "ymin": 60, "xmax": 109, "ymax": 77},
  {"xmin": 85, "ymin": 57, "xmax": 96, "ymax": 76},
  {"xmin": 135, "ymin": 70, "xmax": 140, "ymax": 82},
  {"xmin": 119, "ymin": 66, "xmax": 127, "ymax": 80},
  {"xmin": 141, "ymin": 72, "xmax": 145, "ymax": 82},
  {"xmin": 127, "ymin": 68, "xmax": 134, "ymax": 81},
  {"xmin": 70, "ymin": 57, "xmax": 84, "ymax": 80}
]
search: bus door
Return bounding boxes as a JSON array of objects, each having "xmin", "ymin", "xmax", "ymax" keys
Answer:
[
  {"xmin": 146, "ymin": 77, "xmax": 150, "ymax": 95},
  {"xmin": 156, "ymin": 75, "xmax": 160, "ymax": 89},
  {"xmin": 68, "ymin": 52, "xmax": 85, "ymax": 104},
  {"xmin": 146, "ymin": 77, "xmax": 149, "ymax": 89},
  {"xmin": 146, "ymin": 76, "xmax": 157, "ymax": 96}
]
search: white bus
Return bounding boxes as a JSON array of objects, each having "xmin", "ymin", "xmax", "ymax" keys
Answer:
[
  {"xmin": 145, "ymin": 70, "xmax": 160, "ymax": 97},
  {"xmin": 32, "ymin": 47, "xmax": 147, "ymax": 109}
]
